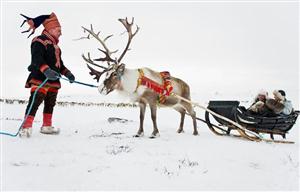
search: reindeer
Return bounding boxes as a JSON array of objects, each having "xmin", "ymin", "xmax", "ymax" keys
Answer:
[{"xmin": 80, "ymin": 18, "xmax": 197, "ymax": 138}]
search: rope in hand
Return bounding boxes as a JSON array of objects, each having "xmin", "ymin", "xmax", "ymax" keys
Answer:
[
  {"xmin": 0, "ymin": 77, "xmax": 98, "ymax": 137},
  {"xmin": 59, "ymin": 77, "xmax": 98, "ymax": 88}
]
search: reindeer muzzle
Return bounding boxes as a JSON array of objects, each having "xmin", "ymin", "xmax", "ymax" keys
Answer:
[
  {"xmin": 98, "ymin": 84, "xmax": 113, "ymax": 95},
  {"xmin": 98, "ymin": 84, "xmax": 107, "ymax": 95}
]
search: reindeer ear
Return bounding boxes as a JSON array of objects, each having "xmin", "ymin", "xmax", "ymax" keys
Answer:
[{"xmin": 117, "ymin": 63, "xmax": 125, "ymax": 75}]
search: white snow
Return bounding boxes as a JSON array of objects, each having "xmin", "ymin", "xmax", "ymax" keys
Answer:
[{"xmin": 1, "ymin": 92, "xmax": 299, "ymax": 190}]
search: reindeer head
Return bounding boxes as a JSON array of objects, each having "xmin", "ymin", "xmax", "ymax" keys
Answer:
[
  {"xmin": 80, "ymin": 18, "xmax": 139, "ymax": 95},
  {"xmin": 98, "ymin": 63, "xmax": 126, "ymax": 95}
]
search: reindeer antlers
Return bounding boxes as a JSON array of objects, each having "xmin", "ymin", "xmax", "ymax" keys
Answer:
[
  {"xmin": 82, "ymin": 53, "xmax": 108, "ymax": 82},
  {"xmin": 118, "ymin": 17, "xmax": 140, "ymax": 63},
  {"xmin": 81, "ymin": 24, "xmax": 116, "ymax": 65},
  {"xmin": 82, "ymin": 52, "xmax": 108, "ymax": 70},
  {"xmin": 79, "ymin": 24, "xmax": 113, "ymax": 81},
  {"xmin": 86, "ymin": 64, "xmax": 107, "ymax": 82},
  {"xmin": 80, "ymin": 17, "xmax": 139, "ymax": 81}
]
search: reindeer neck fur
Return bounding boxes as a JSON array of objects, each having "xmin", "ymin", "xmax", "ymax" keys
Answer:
[{"xmin": 117, "ymin": 68, "xmax": 139, "ymax": 94}]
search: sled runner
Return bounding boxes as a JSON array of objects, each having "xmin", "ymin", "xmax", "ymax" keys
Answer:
[{"xmin": 204, "ymin": 100, "xmax": 299, "ymax": 143}]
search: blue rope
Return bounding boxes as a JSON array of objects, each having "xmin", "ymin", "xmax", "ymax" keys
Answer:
[
  {"xmin": 0, "ymin": 78, "xmax": 49, "ymax": 137},
  {"xmin": 59, "ymin": 77, "xmax": 98, "ymax": 88},
  {"xmin": 0, "ymin": 77, "xmax": 97, "ymax": 137}
]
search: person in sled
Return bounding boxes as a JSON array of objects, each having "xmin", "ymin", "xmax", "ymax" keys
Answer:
[
  {"xmin": 19, "ymin": 12, "xmax": 75, "ymax": 137},
  {"xmin": 248, "ymin": 89, "xmax": 273, "ymax": 116},
  {"xmin": 266, "ymin": 90, "xmax": 293, "ymax": 116}
]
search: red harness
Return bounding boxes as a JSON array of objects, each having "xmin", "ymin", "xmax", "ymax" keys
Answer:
[{"xmin": 136, "ymin": 69, "xmax": 173, "ymax": 103}]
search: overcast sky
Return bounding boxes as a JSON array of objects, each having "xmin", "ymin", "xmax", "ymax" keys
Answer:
[{"xmin": 1, "ymin": 1, "xmax": 299, "ymax": 103}]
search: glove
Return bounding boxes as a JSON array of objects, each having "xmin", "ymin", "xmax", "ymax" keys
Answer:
[
  {"xmin": 43, "ymin": 68, "xmax": 59, "ymax": 81},
  {"xmin": 65, "ymin": 71, "xmax": 75, "ymax": 83}
]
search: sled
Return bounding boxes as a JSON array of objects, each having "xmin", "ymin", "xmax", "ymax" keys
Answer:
[{"xmin": 204, "ymin": 100, "xmax": 299, "ymax": 143}]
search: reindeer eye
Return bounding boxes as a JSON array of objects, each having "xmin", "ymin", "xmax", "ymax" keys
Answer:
[{"xmin": 112, "ymin": 72, "xmax": 117, "ymax": 77}]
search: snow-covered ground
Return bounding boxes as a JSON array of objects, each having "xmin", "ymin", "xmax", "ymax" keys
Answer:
[
  {"xmin": 1, "ymin": 1, "xmax": 299, "ymax": 191},
  {"xmin": 1, "ymin": 93, "xmax": 299, "ymax": 191}
]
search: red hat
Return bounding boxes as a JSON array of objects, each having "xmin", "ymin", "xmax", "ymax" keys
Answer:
[{"xmin": 43, "ymin": 12, "xmax": 61, "ymax": 31}]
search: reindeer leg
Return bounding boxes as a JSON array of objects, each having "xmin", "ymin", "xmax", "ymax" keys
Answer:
[
  {"xmin": 149, "ymin": 104, "xmax": 160, "ymax": 138},
  {"xmin": 191, "ymin": 109, "xmax": 198, "ymax": 135},
  {"xmin": 176, "ymin": 108, "xmax": 186, "ymax": 134},
  {"xmin": 182, "ymin": 102, "xmax": 198, "ymax": 135},
  {"xmin": 135, "ymin": 102, "xmax": 146, "ymax": 137}
]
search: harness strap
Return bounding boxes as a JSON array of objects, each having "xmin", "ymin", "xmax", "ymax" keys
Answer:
[
  {"xmin": 135, "ymin": 69, "xmax": 144, "ymax": 93},
  {"xmin": 134, "ymin": 69, "xmax": 173, "ymax": 104}
]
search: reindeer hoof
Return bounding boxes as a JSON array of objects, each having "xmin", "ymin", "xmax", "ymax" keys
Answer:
[
  {"xmin": 177, "ymin": 129, "xmax": 184, "ymax": 133},
  {"xmin": 149, "ymin": 133, "xmax": 160, "ymax": 139},
  {"xmin": 193, "ymin": 131, "xmax": 199, "ymax": 136},
  {"xmin": 134, "ymin": 132, "xmax": 144, "ymax": 137}
]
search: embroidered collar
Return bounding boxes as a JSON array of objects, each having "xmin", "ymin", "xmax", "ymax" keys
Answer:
[
  {"xmin": 42, "ymin": 30, "xmax": 59, "ymax": 44},
  {"xmin": 134, "ymin": 69, "xmax": 173, "ymax": 104},
  {"xmin": 135, "ymin": 69, "xmax": 164, "ymax": 94}
]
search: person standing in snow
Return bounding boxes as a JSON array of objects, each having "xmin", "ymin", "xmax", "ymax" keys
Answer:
[
  {"xmin": 19, "ymin": 12, "xmax": 75, "ymax": 137},
  {"xmin": 266, "ymin": 90, "xmax": 293, "ymax": 115}
]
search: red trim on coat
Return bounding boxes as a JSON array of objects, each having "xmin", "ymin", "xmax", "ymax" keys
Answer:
[
  {"xmin": 40, "ymin": 64, "xmax": 49, "ymax": 73},
  {"xmin": 48, "ymin": 87, "xmax": 59, "ymax": 93},
  {"xmin": 31, "ymin": 86, "xmax": 48, "ymax": 95},
  {"xmin": 30, "ymin": 86, "xmax": 58, "ymax": 95},
  {"xmin": 54, "ymin": 44, "xmax": 61, "ymax": 68},
  {"xmin": 42, "ymin": 30, "xmax": 58, "ymax": 44},
  {"xmin": 26, "ymin": 78, "xmax": 61, "ymax": 89},
  {"xmin": 32, "ymin": 37, "xmax": 52, "ymax": 47}
]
